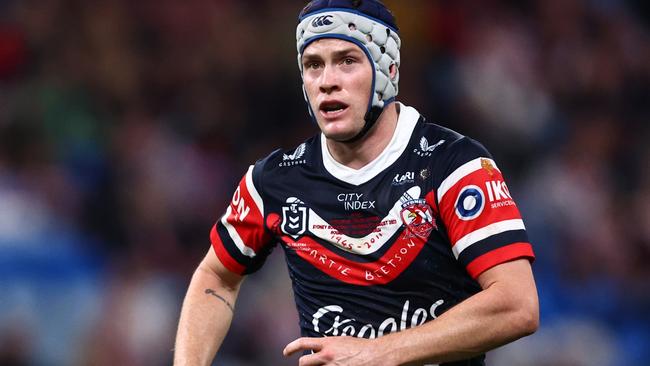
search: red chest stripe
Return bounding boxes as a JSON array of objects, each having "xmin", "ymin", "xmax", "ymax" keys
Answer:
[{"xmin": 282, "ymin": 233, "xmax": 427, "ymax": 286}]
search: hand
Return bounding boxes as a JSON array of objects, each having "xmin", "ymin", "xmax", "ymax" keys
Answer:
[{"xmin": 283, "ymin": 336, "xmax": 395, "ymax": 366}]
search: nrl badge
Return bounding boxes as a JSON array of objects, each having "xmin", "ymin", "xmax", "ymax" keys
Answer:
[{"xmin": 282, "ymin": 197, "xmax": 308, "ymax": 238}]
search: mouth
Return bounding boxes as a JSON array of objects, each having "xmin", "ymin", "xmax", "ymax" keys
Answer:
[{"xmin": 319, "ymin": 100, "xmax": 349, "ymax": 119}]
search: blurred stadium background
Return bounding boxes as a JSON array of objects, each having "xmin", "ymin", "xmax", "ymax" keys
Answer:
[{"xmin": 0, "ymin": 0, "xmax": 649, "ymax": 365}]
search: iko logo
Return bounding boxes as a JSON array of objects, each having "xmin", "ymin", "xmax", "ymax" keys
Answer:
[
  {"xmin": 414, "ymin": 137, "xmax": 445, "ymax": 157},
  {"xmin": 485, "ymin": 180, "xmax": 516, "ymax": 209},
  {"xmin": 280, "ymin": 143, "xmax": 307, "ymax": 167},
  {"xmin": 485, "ymin": 180, "xmax": 511, "ymax": 201},
  {"xmin": 311, "ymin": 15, "xmax": 334, "ymax": 27}
]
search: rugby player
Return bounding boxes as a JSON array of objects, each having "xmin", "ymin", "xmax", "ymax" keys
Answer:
[{"xmin": 175, "ymin": 1, "xmax": 539, "ymax": 365}]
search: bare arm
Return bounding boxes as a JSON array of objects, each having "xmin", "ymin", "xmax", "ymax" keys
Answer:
[
  {"xmin": 174, "ymin": 247, "xmax": 244, "ymax": 366},
  {"xmin": 284, "ymin": 258, "xmax": 538, "ymax": 365},
  {"xmin": 386, "ymin": 258, "xmax": 538, "ymax": 364}
]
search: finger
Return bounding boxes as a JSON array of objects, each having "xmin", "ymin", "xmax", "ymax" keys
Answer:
[
  {"xmin": 283, "ymin": 337, "xmax": 323, "ymax": 357},
  {"xmin": 297, "ymin": 352, "xmax": 325, "ymax": 366}
]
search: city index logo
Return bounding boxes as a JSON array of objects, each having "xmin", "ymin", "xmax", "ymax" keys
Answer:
[{"xmin": 311, "ymin": 15, "xmax": 334, "ymax": 27}]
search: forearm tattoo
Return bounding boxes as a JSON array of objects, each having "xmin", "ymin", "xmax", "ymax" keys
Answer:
[{"xmin": 205, "ymin": 289, "xmax": 235, "ymax": 313}]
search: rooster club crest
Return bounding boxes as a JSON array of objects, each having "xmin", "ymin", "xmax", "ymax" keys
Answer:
[
  {"xmin": 282, "ymin": 197, "xmax": 308, "ymax": 238},
  {"xmin": 400, "ymin": 199, "xmax": 436, "ymax": 238}
]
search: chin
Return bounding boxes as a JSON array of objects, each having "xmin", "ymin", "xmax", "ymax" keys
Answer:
[
  {"xmin": 318, "ymin": 120, "xmax": 360, "ymax": 141},
  {"xmin": 319, "ymin": 125, "xmax": 356, "ymax": 142},
  {"xmin": 323, "ymin": 131, "xmax": 357, "ymax": 142}
]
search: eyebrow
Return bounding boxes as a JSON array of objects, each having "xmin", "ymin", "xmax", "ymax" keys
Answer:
[{"xmin": 302, "ymin": 47, "xmax": 364, "ymax": 61}]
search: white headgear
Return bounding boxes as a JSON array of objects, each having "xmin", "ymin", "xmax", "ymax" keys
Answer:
[{"xmin": 296, "ymin": 2, "xmax": 401, "ymax": 142}]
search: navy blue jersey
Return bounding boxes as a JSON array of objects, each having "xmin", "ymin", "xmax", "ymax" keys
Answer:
[{"xmin": 210, "ymin": 104, "xmax": 534, "ymax": 366}]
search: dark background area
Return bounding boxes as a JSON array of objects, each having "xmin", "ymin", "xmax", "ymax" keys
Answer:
[{"xmin": 0, "ymin": 0, "xmax": 648, "ymax": 365}]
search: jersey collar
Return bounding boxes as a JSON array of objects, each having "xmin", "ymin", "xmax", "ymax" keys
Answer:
[{"xmin": 320, "ymin": 102, "xmax": 420, "ymax": 186}]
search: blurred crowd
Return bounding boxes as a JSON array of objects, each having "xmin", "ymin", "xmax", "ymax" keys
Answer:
[{"xmin": 0, "ymin": 0, "xmax": 648, "ymax": 365}]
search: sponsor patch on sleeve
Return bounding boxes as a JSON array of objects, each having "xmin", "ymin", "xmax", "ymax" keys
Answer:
[{"xmin": 437, "ymin": 157, "xmax": 534, "ymax": 278}]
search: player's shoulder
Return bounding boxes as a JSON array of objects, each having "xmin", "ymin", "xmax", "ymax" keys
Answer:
[
  {"xmin": 251, "ymin": 135, "xmax": 320, "ymax": 177},
  {"xmin": 415, "ymin": 121, "xmax": 495, "ymax": 187},
  {"xmin": 418, "ymin": 121, "xmax": 491, "ymax": 160}
]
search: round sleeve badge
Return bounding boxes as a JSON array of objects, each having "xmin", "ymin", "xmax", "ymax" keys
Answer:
[{"xmin": 454, "ymin": 185, "xmax": 485, "ymax": 220}]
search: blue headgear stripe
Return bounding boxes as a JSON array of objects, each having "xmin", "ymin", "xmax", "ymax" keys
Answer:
[{"xmin": 298, "ymin": 7, "xmax": 399, "ymax": 33}]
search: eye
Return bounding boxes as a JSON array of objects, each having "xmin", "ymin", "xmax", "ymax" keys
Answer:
[
  {"xmin": 342, "ymin": 57, "xmax": 355, "ymax": 65},
  {"xmin": 305, "ymin": 61, "xmax": 321, "ymax": 70}
]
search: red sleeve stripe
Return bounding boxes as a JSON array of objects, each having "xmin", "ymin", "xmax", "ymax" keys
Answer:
[
  {"xmin": 219, "ymin": 165, "xmax": 268, "ymax": 258},
  {"xmin": 210, "ymin": 225, "xmax": 246, "ymax": 275},
  {"xmin": 452, "ymin": 218, "xmax": 525, "ymax": 258},
  {"xmin": 437, "ymin": 157, "xmax": 499, "ymax": 203},
  {"xmin": 465, "ymin": 242, "xmax": 534, "ymax": 279},
  {"xmin": 220, "ymin": 206, "xmax": 257, "ymax": 258},
  {"xmin": 424, "ymin": 190, "xmax": 439, "ymax": 217},
  {"xmin": 447, "ymin": 206, "xmax": 523, "ymax": 245},
  {"xmin": 244, "ymin": 165, "xmax": 264, "ymax": 215}
]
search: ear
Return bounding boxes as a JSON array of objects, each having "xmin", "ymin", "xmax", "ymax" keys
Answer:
[{"xmin": 389, "ymin": 63, "xmax": 398, "ymax": 80}]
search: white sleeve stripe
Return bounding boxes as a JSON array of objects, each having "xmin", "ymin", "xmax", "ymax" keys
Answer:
[
  {"xmin": 221, "ymin": 206, "xmax": 257, "ymax": 258},
  {"xmin": 245, "ymin": 165, "xmax": 264, "ymax": 215},
  {"xmin": 452, "ymin": 219, "xmax": 525, "ymax": 258},
  {"xmin": 437, "ymin": 157, "xmax": 499, "ymax": 202}
]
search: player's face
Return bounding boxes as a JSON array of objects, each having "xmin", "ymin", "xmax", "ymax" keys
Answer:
[{"xmin": 301, "ymin": 39, "xmax": 373, "ymax": 141}]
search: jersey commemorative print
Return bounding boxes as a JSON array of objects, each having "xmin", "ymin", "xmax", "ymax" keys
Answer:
[{"xmin": 210, "ymin": 103, "xmax": 534, "ymax": 365}]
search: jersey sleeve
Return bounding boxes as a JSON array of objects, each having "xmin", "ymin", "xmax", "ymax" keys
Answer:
[
  {"xmin": 210, "ymin": 163, "xmax": 274, "ymax": 275},
  {"xmin": 435, "ymin": 137, "xmax": 534, "ymax": 279}
]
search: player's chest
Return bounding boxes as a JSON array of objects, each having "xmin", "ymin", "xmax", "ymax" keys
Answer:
[
  {"xmin": 263, "ymin": 163, "xmax": 451, "ymax": 286},
  {"xmin": 264, "ymin": 159, "xmax": 437, "ymax": 242}
]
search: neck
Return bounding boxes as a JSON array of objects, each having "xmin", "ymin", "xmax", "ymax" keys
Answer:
[{"xmin": 325, "ymin": 102, "xmax": 400, "ymax": 169}]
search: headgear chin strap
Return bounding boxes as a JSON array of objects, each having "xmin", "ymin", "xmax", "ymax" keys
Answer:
[{"xmin": 296, "ymin": 0, "xmax": 401, "ymax": 142}]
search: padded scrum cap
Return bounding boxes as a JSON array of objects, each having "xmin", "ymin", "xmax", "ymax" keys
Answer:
[
  {"xmin": 296, "ymin": 0, "xmax": 401, "ymax": 142},
  {"xmin": 299, "ymin": 0, "xmax": 399, "ymax": 31}
]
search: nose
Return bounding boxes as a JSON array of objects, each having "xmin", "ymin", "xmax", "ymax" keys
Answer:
[{"xmin": 319, "ymin": 65, "xmax": 340, "ymax": 94}]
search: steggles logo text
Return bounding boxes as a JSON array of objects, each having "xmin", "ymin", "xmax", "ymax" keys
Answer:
[{"xmin": 311, "ymin": 299, "xmax": 445, "ymax": 339}]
